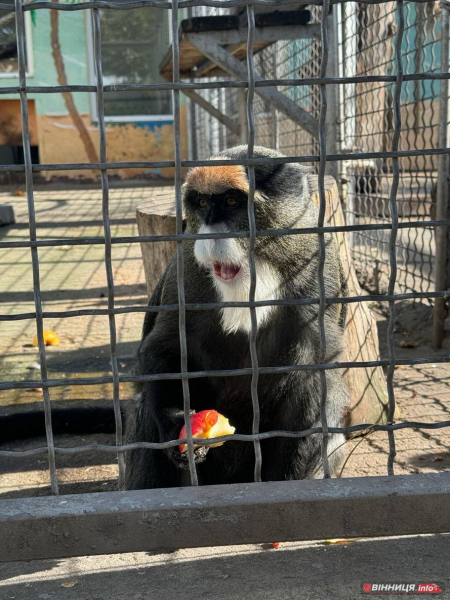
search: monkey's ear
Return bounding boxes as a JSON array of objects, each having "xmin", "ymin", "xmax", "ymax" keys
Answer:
[{"xmin": 220, "ymin": 146, "xmax": 285, "ymax": 188}]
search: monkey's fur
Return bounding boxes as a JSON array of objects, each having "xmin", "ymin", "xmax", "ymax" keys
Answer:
[{"xmin": 124, "ymin": 146, "xmax": 349, "ymax": 489}]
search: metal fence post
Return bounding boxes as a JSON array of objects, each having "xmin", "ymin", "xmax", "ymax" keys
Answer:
[
  {"xmin": 239, "ymin": 88, "xmax": 249, "ymax": 144},
  {"xmin": 325, "ymin": 5, "xmax": 339, "ymax": 181}
]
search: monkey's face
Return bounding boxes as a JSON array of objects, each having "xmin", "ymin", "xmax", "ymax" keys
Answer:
[
  {"xmin": 186, "ymin": 188, "xmax": 250, "ymax": 283},
  {"xmin": 184, "ymin": 173, "xmax": 281, "ymax": 333},
  {"xmin": 183, "ymin": 164, "xmax": 252, "ymax": 285}
]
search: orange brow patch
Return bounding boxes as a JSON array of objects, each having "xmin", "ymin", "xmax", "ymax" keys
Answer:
[{"xmin": 185, "ymin": 164, "xmax": 249, "ymax": 195}]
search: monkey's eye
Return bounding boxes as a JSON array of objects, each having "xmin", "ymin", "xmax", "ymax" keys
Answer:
[
  {"xmin": 197, "ymin": 196, "xmax": 208, "ymax": 209},
  {"xmin": 225, "ymin": 196, "xmax": 239, "ymax": 207}
]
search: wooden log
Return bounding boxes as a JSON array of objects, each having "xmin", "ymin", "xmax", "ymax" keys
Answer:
[
  {"xmin": 136, "ymin": 188, "xmax": 178, "ymax": 299},
  {"xmin": 136, "ymin": 176, "xmax": 389, "ymax": 426},
  {"xmin": 308, "ymin": 175, "xmax": 389, "ymax": 426}
]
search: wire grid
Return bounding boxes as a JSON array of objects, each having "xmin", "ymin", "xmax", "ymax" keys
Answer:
[
  {"xmin": 187, "ymin": 3, "xmax": 239, "ymax": 159},
  {"xmin": 189, "ymin": 4, "xmax": 322, "ymax": 159},
  {"xmin": 0, "ymin": 0, "xmax": 449, "ymax": 497},
  {"xmin": 189, "ymin": 1, "xmax": 444, "ymax": 296},
  {"xmin": 339, "ymin": 0, "xmax": 442, "ymax": 297}
]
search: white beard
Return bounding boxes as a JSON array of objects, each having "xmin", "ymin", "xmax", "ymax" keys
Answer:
[{"xmin": 194, "ymin": 224, "xmax": 281, "ymax": 335}]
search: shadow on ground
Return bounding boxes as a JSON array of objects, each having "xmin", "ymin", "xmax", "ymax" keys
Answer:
[{"xmin": 0, "ymin": 534, "xmax": 449, "ymax": 600}]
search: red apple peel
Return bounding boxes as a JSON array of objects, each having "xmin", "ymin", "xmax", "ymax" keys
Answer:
[{"xmin": 179, "ymin": 410, "xmax": 235, "ymax": 453}]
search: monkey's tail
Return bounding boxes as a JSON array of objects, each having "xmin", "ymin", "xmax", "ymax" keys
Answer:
[{"xmin": 0, "ymin": 404, "xmax": 118, "ymax": 445}]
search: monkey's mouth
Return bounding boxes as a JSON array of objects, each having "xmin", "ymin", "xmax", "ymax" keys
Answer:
[{"xmin": 213, "ymin": 262, "xmax": 242, "ymax": 282}]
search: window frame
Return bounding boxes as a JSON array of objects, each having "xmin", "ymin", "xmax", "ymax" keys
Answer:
[
  {"xmin": 0, "ymin": 11, "xmax": 34, "ymax": 79},
  {"xmin": 85, "ymin": 9, "xmax": 174, "ymax": 123}
]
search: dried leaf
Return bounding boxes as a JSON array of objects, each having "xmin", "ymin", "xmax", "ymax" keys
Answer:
[{"xmin": 61, "ymin": 581, "xmax": 78, "ymax": 588}]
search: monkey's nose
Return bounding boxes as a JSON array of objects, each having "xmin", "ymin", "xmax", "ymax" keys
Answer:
[{"xmin": 213, "ymin": 262, "xmax": 241, "ymax": 281}]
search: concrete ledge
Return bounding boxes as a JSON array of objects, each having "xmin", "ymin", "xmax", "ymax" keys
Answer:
[
  {"xmin": 0, "ymin": 204, "xmax": 15, "ymax": 226},
  {"xmin": 1, "ymin": 473, "xmax": 450, "ymax": 562}
]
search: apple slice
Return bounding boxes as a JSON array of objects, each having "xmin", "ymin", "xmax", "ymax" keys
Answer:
[
  {"xmin": 32, "ymin": 330, "xmax": 60, "ymax": 346},
  {"xmin": 178, "ymin": 410, "xmax": 235, "ymax": 453}
]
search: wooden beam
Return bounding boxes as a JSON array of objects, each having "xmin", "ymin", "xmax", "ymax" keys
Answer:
[
  {"xmin": 195, "ymin": 42, "xmax": 247, "ymax": 79},
  {"xmin": 309, "ymin": 176, "xmax": 389, "ymax": 425},
  {"xmin": 159, "ymin": 24, "xmax": 320, "ymax": 80},
  {"xmin": 187, "ymin": 23, "xmax": 321, "ymax": 49},
  {"xmin": 182, "ymin": 89, "xmax": 240, "ymax": 136},
  {"xmin": 186, "ymin": 32, "xmax": 319, "ymax": 138}
]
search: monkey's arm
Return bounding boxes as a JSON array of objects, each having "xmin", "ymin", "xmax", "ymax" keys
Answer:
[
  {"xmin": 0, "ymin": 402, "xmax": 117, "ymax": 444},
  {"xmin": 134, "ymin": 318, "xmax": 209, "ymax": 470},
  {"xmin": 140, "ymin": 257, "xmax": 175, "ymax": 341}
]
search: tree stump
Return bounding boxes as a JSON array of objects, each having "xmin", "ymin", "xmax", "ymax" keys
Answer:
[
  {"xmin": 136, "ymin": 176, "xmax": 389, "ymax": 426},
  {"xmin": 136, "ymin": 188, "xmax": 179, "ymax": 299},
  {"xmin": 308, "ymin": 175, "xmax": 389, "ymax": 426}
]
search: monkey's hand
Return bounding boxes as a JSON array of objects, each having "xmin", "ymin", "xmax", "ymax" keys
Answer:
[
  {"xmin": 178, "ymin": 410, "xmax": 235, "ymax": 453},
  {"xmin": 173, "ymin": 410, "xmax": 235, "ymax": 468},
  {"xmin": 171, "ymin": 445, "xmax": 209, "ymax": 469}
]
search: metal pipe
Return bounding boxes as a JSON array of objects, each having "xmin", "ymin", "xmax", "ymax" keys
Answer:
[{"xmin": 432, "ymin": 3, "xmax": 450, "ymax": 348}]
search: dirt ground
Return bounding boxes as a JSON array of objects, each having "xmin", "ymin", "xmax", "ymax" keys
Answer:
[{"xmin": 0, "ymin": 186, "xmax": 449, "ymax": 498}]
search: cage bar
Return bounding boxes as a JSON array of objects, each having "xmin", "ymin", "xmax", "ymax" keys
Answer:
[{"xmin": 92, "ymin": 6, "xmax": 126, "ymax": 490}]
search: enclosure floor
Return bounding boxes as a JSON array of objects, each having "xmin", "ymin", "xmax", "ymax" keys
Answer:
[
  {"xmin": 0, "ymin": 187, "xmax": 449, "ymax": 497},
  {"xmin": 1, "ymin": 535, "xmax": 450, "ymax": 599},
  {"xmin": 0, "ymin": 185, "xmax": 151, "ymax": 406}
]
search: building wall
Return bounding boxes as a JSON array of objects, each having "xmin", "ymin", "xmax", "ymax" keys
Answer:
[
  {"xmin": 38, "ymin": 109, "xmax": 187, "ymax": 180},
  {"xmin": 0, "ymin": 10, "xmax": 184, "ymax": 180}
]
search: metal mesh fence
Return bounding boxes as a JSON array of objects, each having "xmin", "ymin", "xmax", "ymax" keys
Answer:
[
  {"xmin": 339, "ymin": 0, "xmax": 442, "ymax": 297},
  {"xmin": 190, "ymin": 1, "xmax": 447, "ymax": 298},
  {"xmin": 190, "ymin": 4, "xmax": 322, "ymax": 160},
  {"xmin": 0, "ymin": 0, "xmax": 448, "ymax": 547}
]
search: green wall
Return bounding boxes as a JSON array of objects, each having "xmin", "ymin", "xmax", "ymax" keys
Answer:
[{"xmin": 0, "ymin": 10, "xmax": 91, "ymax": 116}]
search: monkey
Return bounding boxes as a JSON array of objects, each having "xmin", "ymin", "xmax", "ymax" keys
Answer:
[
  {"xmin": 0, "ymin": 403, "xmax": 116, "ymax": 445},
  {"xmin": 124, "ymin": 145, "xmax": 349, "ymax": 490}
]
